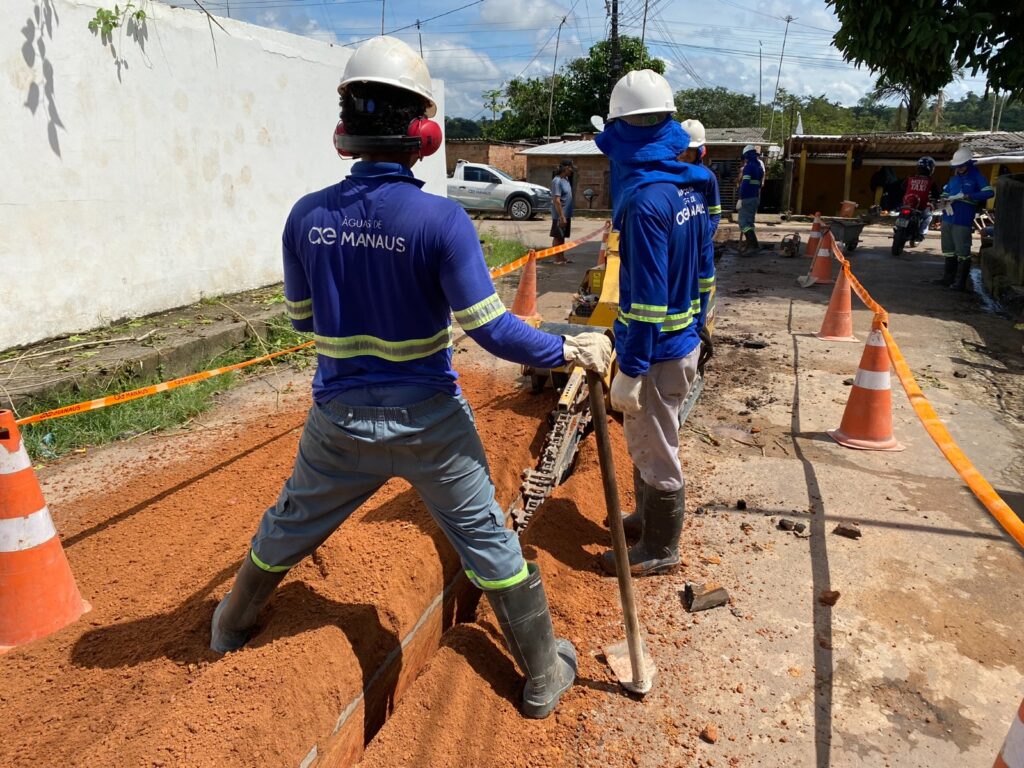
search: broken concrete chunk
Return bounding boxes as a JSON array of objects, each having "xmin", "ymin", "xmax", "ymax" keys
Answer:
[
  {"xmin": 818, "ymin": 590, "xmax": 841, "ymax": 606},
  {"xmin": 833, "ymin": 523, "xmax": 862, "ymax": 539},
  {"xmin": 684, "ymin": 582, "xmax": 730, "ymax": 613},
  {"xmin": 777, "ymin": 518, "xmax": 796, "ymax": 531}
]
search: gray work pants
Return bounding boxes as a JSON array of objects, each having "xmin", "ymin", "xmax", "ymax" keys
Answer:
[
  {"xmin": 622, "ymin": 347, "xmax": 701, "ymax": 492},
  {"xmin": 941, "ymin": 220, "xmax": 973, "ymax": 261},
  {"xmin": 250, "ymin": 392, "xmax": 527, "ymax": 590},
  {"xmin": 738, "ymin": 196, "xmax": 759, "ymax": 234}
]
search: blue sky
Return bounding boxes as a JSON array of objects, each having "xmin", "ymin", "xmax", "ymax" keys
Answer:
[{"xmin": 192, "ymin": 0, "xmax": 989, "ymax": 119}]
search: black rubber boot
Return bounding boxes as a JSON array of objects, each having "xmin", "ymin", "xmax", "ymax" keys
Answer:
[
  {"xmin": 620, "ymin": 466, "xmax": 645, "ymax": 540},
  {"xmin": 210, "ymin": 552, "xmax": 288, "ymax": 653},
  {"xmin": 952, "ymin": 258, "xmax": 972, "ymax": 292},
  {"xmin": 484, "ymin": 562, "xmax": 577, "ymax": 719},
  {"xmin": 748, "ymin": 230, "xmax": 760, "ymax": 250},
  {"xmin": 933, "ymin": 257, "xmax": 957, "ymax": 286},
  {"xmin": 600, "ymin": 483, "xmax": 684, "ymax": 576}
]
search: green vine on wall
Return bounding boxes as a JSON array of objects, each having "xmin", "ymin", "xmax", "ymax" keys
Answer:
[{"xmin": 87, "ymin": 3, "xmax": 146, "ymax": 40}]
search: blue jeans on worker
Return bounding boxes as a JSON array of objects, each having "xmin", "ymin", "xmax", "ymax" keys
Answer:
[
  {"xmin": 738, "ymin": 195, "xmax": 759, "ymax": 233},
  {"xmin": 250, "ymin": 391, "xmax": 527, "ymax": 589},
  {"xmin": 918, "ymin": 209, "xmax": 932, "ymax": 239}
]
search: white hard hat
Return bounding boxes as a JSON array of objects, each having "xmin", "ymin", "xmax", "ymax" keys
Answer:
[
  {"xmin": 950, "ymin": 148, "xmax": 973, "ymax": 167},
  {"xmin": 338, "ymin": 36, "xmax": 437, "ymax": 118},
  {"xmin": 680, "ymin": 119, "xmax": 706, "ymax": 148},
  {"xmin": 608, "ymin": 69, "xmax": 675, "ymax": 121},
  {"xmin": 742, "ymin": 144, "xmax": 757, "ymax": 154}
]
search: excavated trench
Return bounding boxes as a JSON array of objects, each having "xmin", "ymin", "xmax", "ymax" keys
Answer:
[{"xmin": 3, "ymin": 368, "xmax": 620, "ymax": 767}]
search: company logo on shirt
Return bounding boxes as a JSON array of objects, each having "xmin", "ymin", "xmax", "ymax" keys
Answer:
[
  {"xmin": 307, "ymin": 223, "xmax": 407, "ymax": 252},
  {"xmin": 675, "ymin": 189, "xmax": 707, "ymax": 225},
  {"xmin": 308, "ymin": 226, "xmax": 337, "ymax": 245}
]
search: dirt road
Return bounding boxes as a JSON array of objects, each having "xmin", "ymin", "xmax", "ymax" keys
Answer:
[{"xmin": 2, "ymin": 219, "xmax": 1021, "ymax": 767}]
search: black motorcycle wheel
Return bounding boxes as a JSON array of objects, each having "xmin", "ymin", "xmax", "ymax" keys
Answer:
[{"xmin": 891, "ymin": 228, "xmax": 907, "ymax": 256}]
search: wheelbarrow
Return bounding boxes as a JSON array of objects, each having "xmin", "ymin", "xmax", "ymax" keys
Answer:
[{"xmin": 823, "ymin": 217, "xmax": 866, "ymax": 252}]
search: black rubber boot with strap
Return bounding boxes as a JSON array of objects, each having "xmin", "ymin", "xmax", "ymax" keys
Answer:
[
  {"xmin": 933, "ymin": 256, "xmax": 957, "ymax": 286},
  {"xmin": 484, "ymin": 562, "xmax": 577, "ymax": 719},
  {"xmin": 620, "ymin": 465, "xmax": 645, "ymax": 541},
  {"xmin": 600, "ymin": 482, "xmax": 684, "ymax": 576},
  {"xmin": 952, "ymin": 258, "xmax": 972, "ymax": 292},
  {"xmin": 210, "ymin": 551, "xmax": 287, "ymax": 653}
]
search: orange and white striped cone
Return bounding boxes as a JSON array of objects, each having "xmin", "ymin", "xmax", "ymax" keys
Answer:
[
  {"xmin": 597, "ymin": 221, "xmax": 611, "ymax": 265},
  {"xmin": 797, "ymin": 230, "xmax": 835, "ymax": 288},
  {"xmin": 0, "ymin": 411, "xmax": 88, "ymax": 653},
  {"xmin": 994, "ymin": 698, "xmax": 1024, "ymax": 768},
  {"xmin": 804, "ymin": 212, "xmax": 823, "ymax": 258},
  {"xmin": 816, "ymin": 268, "xmax": 859, "ymax": 342},
  {"xmin": 827, "ymin": 324, "xmax": 904, "ymax": 451},
  {"xmin": 511, "ymin": 250, "xmax": 542, "ymax": 325}
]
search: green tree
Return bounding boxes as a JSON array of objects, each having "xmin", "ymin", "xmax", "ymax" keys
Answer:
[
  {"xmin": 489, "ymin": 77, "xmax": 553, "ymax": 140},
  {"xmin": 871, "ymin": 73, "xmax": 929, "ymax": 132},
  {"xmin": 673, "ymin": 87, "xmax": 758, "ymax": 127},
  {"xmin": 827, "ymin": 0, "xmax": 1023, "ymax": 100},
  {"xmin": 445, "ymin": 117, "xmax": 483, "ymax": 139}
]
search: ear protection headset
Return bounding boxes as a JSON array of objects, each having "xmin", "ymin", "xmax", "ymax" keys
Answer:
[{"xmin": 334, "ymin": 116, "xmax": 442, "ymax": 159}]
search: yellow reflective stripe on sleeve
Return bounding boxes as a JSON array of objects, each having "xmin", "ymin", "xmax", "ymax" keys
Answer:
[
  {"xmin": 314, "ymin": 327, "xmax": 452, "ymax": 362},
  {"xmin": 742, "ymin": 175, "xmax": 751, "ymax": 181},
  {"xmin": 466, "ymin": 563, "xmax": 529, "ymax": 590},
  {"xmin": 708, "ymin": 205, "xmax": 722, "ymax": 214},
  {"xmin": 749, "ymin": 179, "xmax": 761, "ymax": 185},
  {"xmin": 624, "ymin": 303, "xmax": 668, "ymax": 322},
  {"xmin": 286, "ymin": 298, "xmax": 313, "ymax": 321},
  {"xmin": 250, "ymin": 549, "xmax": 291, "ymax": 573},
  {"xmin": 980, "ymin": 186, "xmax": 994, "ymax": 192},
  {"xmin": 662, "ymin": 311, "xmax": 696, "ymax": 332},
  {"xmin": 699, "ymin": 276, "xmax": 716, "ymax": 293},
  {"xmin": 452, "ymin": 293, "xmax": 506, "ymax": 331}
]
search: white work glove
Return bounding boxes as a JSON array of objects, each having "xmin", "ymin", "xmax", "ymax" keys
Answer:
[
  {"xmin": 562, "ymin": 332, "xmax": 612, "ymax": 373},
  {"xmin": 610, "ymin": 371, "xmax": 644, "ymax": 414},
  {"xmin": 946, "ymin": 192, "xmax": 965, "ymax": 202}
]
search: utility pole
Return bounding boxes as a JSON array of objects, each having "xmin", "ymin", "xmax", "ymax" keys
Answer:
[
  {"xmin": 226, "ymin": 0, "xmax": 230, "ymax": 17},
  {"xmin": 758, "ymin": 41, "xmax": 763, "ymax": 128},
  {"xmin": 990, "ymin": 91, "xmax": 998, "ymax": 132},
  {"xmin": 610, "ymin": 0, "xmax": 621, "ymax": 94},
  {"xmin": 996, "ymin": 93, "xmax": 1007, "ymax": 131},
  {"xmin": 380, "ymin": 0, "xmax": 385, "ymax": 35},
  {"xmin": 640, "ymin": 0, "xmax": 650, "ymax": 67},
  {"xmin": 767, "ymin": 15, "xmax": 794, "ymax": 143},
  {"xmin": 417, "ymin": 19, "xmax": 423, "ymax": 58},
  {"xmin": 547, "ymin": 15, "xmax": 567, "ymax": 144}
]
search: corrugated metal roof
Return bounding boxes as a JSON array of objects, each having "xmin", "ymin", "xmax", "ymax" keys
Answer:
[
  {"xmin": 519, "ymin": 128, "xmax": 774, "ymax": 157},
  {"xmin": 790, "ymin": 131, "xmax": 1024, "ymax": 161},
  {"xmin": 705, "ymin": 127, "xmax": 766, "ymax": 144},
  {"xmin": 518, "ymin": 140, "xmax": 604, "ymax": 156}
]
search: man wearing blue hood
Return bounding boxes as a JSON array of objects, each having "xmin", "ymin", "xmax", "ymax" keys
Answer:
[
  {"xmin": 738, "ymin": 144, "xmax": 764, "ymax": 252},
  {"xmin": 594, "ymin": 70, "xmax": 715, "ymax": 576}
]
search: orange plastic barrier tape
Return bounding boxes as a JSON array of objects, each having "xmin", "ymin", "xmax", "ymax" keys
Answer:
[
  {"xmin": 15, "ymin": 341, "xmax": 315, "ymax": 427},
  {"xmin": 827, "ymin": 238, "xmax": 1023, "ymax": 549},
  {"xmin": 486, "ymin": 223, "xmax": 609, "ymax": 278},
  {"xmin": 15, "ymin": 223, "xmax": 611, "ymax": 428}
]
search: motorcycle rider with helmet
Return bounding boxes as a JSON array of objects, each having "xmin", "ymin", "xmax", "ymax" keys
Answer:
[{"xmin": 901, "ymin": 156, "xmax": 939, "ymax": 244}]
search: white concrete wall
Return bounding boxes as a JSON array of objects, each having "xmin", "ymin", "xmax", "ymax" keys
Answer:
[{"xmin": 1, "ymin": 0, "xmax": 447, "ymax": 350}]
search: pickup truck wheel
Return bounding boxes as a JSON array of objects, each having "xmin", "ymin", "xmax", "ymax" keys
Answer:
[{"xmin": 507, "ymin": 196, "xmax": 532, "ymax": 221}]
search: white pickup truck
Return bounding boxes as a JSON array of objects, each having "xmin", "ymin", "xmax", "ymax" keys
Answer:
[{"xmin": 447, "ymin": 160, "xmax": 552, "ymax": 220}]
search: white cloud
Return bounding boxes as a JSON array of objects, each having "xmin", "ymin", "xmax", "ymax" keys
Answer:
[{"xmin": 479, "ymin": 0, "xmax": 570, "ymax": 31}]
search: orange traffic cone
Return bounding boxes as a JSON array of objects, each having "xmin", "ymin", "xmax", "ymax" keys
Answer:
[
  {"xmin": 511, "ymin": 250, "xmax": 542, "ymax": 325},
  {"xmin": 816, "ymin": 269, "xmax": 859, "ymax": 342},
  {"xmin": 804, "ymin": 212, "xmax": 823, "ymax": 258},
  {"xmin": 827, "ymin": 324, "xmax": 904, "ymax": 451},
  {"xmin": 797, "ymin": 230, "xmax": 835, "ymax": 287},
  {"xmin": 994, "ymin": 698, "xmax": 1024, "ymax": 768},
  {"xmin": 0, "ymin": 411, "xmax": 87, "ymax": 652}
]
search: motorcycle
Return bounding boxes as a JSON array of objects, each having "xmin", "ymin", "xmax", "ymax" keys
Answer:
[{"xmin": 891, "ymin": 204, "xmax": 926, "ymax": 256}]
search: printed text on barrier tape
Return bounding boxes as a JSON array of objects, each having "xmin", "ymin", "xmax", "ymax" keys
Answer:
[
  {"xmin": 16, "ymin": 223, "xmax": 610, "ymax": 427},
  {"xmin": 15, "ymin": 341, "xmax": 315, "ymax": 427},
  {"xmin": 826, "ymin": 236, "xmax": 1022, "ymax": 549}
]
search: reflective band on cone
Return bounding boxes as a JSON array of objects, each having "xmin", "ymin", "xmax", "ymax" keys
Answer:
[
  {"xmin": 511, "ymin": 251, "xmax": 542, "ymax": 325},
  {"xmin": 816, "ymin": 269, "xmax": 859, "ymax": 342},
  {"xmin": 805, "ymin": 212, "xmax": 822, "ymax": 258},
  {"xmin": 0, "ymin": 411, "xmax": 86, "ymax": 653},
  {"xmin": 827, "ymin": 326, "xmax": 904, "ymax": 451},
  {"xmin": 994, "ymin": 698, "xmax": 1024, "ymax": 768},
  {"xmin": 797, "ymin": 230, "xmax": 835, "ymax": 288}
]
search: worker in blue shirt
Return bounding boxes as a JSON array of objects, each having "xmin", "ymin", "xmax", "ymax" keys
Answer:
[
  {"xmin": 209, "ymin": 36, "xmax": 612, "ymax": 720},
  {"xmin": 738, "ymin": 144, "xmax": 764, "ymax": 253},
  {"xmin": 679, "ymin": 119, "xmax": 722, "ymax": 237},
  {"xmin": 594, "ymin": 70, "xmax": 714, "ymax": 576},
  {"xmin": 939, "ymin": 148, "xmax": 995, "ymax": 291}
]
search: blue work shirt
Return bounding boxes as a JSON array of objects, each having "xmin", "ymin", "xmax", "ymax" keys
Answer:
[
  {"xmin": 941, "ymin": 165, "xmax": 995, "ymax": 227},
  {"xmin": 739, "ymin": 154, "xmax": 764, "ymax": 200},
  {"xmin": 282, "ymin": 162, "xmax": 565, "ymax": 405}
]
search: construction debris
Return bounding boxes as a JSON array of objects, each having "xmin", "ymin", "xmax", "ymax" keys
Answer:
[
  {"xmin": 833, "ymin": 522, "xmax": 863, "ymax": 539},
  {"xmin": 684, "ymin": 582, "xmax": 731, "ymax": 613},
  {"xmin": 818, "ymin": 590, "xmax": 841, "ymax": 606}
]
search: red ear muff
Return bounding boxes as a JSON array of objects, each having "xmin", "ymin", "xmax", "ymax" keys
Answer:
[
  {"xmin": 334, "ymin": 120, "xmax": 353, "ymax": 158},
  {"xmin": 408, "ymin": 117, "xmax": 442, "ymax": 158}
]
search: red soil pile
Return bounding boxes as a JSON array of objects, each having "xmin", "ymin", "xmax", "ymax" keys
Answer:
[
  {"xmin": 354, "ymin": 412, "xmax": 678, "ymax": 768},
  {"xmin": 0, "ymin": 369, "xmax": 552, "ymax": 768}
]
